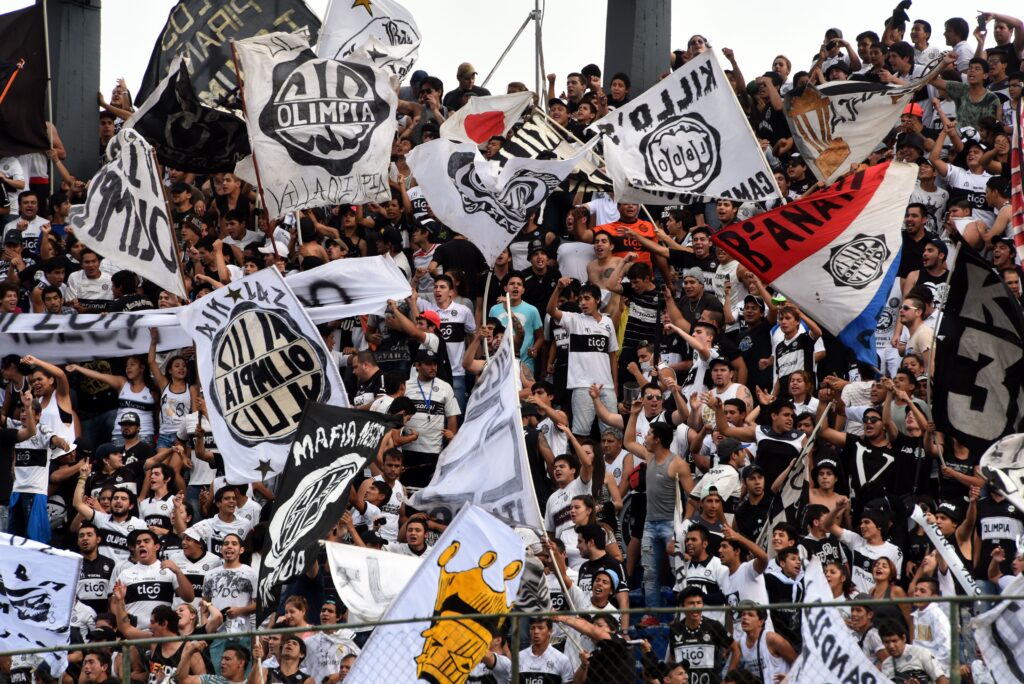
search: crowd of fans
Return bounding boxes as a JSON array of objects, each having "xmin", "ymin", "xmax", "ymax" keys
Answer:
[{"xmin": 0, "ymin": 4, "xmax": 1023, "ymax": 683}]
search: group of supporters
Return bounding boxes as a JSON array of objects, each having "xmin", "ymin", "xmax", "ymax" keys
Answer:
[{"xmin": 2, "ymin": 4, "xmax": 1024, "ymax": 684}]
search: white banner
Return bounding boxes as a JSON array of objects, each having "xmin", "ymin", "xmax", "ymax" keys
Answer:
[
  {"xmin": 440, "ymin": 92, "xmax": 534, "ymax": 144},
  {"xmin": 406, "ymin": 136, "xmax": 597, "ymax": 265},
  {"xmin": 980, "ymin": 434, "xmax": 1024, "ymax": 512},
  {"xmin": 345, "ymin": 505, "xmax": 524, "ymax": 683},
  {"xmin": 325, "ymin": 541, "xmax": 421, "ymax": 629},
  {"xmin": 974, "ymin": 574, "xmax": 1024, "ymax": 682},
  {"xmin": 0, "ymin": 256, "xmax": 411, "ymax": 363},
  {"xmin": 178, "ymin": 267, "xmax": 349, "ymax": 484},
  {"xmin": 67, "ymin": 128, "xmax": 187, "ymax": 299},
  {"xmin": 410, "ymin": 332, "xmax": 544, "ymax": 529},
  {"xmin": 316, "ymin": 0, "xmax": 420, "ymax": 81},
  {"xmin": 234, "ymin": 32, "xmax": 396, "ymax": 219},
  {"xmin": 789, "ymin": 558, "xmax": 893, "ymax": 683},
  {"xmin": 0, "ymin": 534, "xmax": 83, "ymax": 678},
  {"xmin": 910, "ymin": 505, "xmax": 982, "ymax": 596},
  {"xmin": 589, "ymin": 49, "xmax": 778, "ymax": 204}
]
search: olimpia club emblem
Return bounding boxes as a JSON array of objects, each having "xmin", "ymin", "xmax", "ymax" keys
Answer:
[
  {"xmin": 823, "ymin": 234, "xmax": 891, "ymax": 290},
  {"xmin": 446, "ymin": 151, "xmax": 560, "ymax": 235},
  {"xmin": 209, "ymin": 302, "xmax": 329, "ymax": 446},
  {"xmin": 639, "ymin": 112, "xmax": 722, "ymax": 194},
  {"xmin": 258, "ymin": 51, "xmax": 389, "ymax": 175}
]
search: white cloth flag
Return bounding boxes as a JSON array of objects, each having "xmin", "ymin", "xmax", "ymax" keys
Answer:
[
  {"xmin": 410, "ymin": 331, "xmax": 543, "ymax": 529},
  {"xmin": 0, "ymin": 534, "xmax": 83, "ymax": 678},
  {"xmin": 784, "ymin": 71, "xmax": 937, "ymax": 185},
  {"xmin": 67, "ymin": 129, "xmax": 187, "ymax": 299},
  {"xmin": 233, "ymin": 32, "xmax": 396, "ymax": 219},
  {"xmin": 178, "ymin": 267, "xmax": 349, "ymax": 484},
  {"xmin": 589, "ymin": 49, "xmax": 778, "ymax": 204},
  {"xmin": 0, "ymin": 256, "xmax": 411, "ymax": 363},
  {"xmin": 407, "ymin": 136, "xmax": 598, "ymax": 265},
  {"xmin": 316, "ymin": 0, "xmax": 420, "ymax": 81},
  {"xmin": 789, "ymin": 558, "xmax": 894, "ymax": 683},
  {"xmin": 440, "ymin": 92, "xmax": 534, "ymax": 144},
  {"xmin": 974, "ymin": 574, "xmax": 1024, "ymax": 683},
  {"xmin": 910, "ymin": 505, "xmax": 982, "ymax": 596},
  {"xmin": 346, "ymin": 505, "xmax": 524, "ymax": 684},
  {"xmin": 980, "ymin": 433, "xmax": 1024, "ymax": 512},
  {"xmin": 325, "ymin": 542, "xmax": 421, "ymax": 629}
]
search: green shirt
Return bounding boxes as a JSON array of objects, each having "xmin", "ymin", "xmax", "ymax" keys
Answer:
[{"xmin": 944, "ymin": 81, "xmax": 1001, "ymax": 129}]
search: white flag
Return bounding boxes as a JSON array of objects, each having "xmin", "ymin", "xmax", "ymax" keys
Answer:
[
  {"xmin": 177, "ymin": 267, "xmax": 349, "ymax": 484},
  {"xmin": 325, "ymin": 541, "xmax": 421, "ymax": 628},
  {"xmin": 910, "ymin": 505, "xmax": 983, "ymax": 596},
  {"xmin": 67, "ymin": 128, "xmax": 187, "ymax": 299},
  {"xmin": 316, "ymin": 0, "xmax": 420, "ymax": 81},
  {"xmin": 440, "ymin": 92, "xmax": 534, "ymax": 144},
  {"xmin": 589, "ymin": 49, "xmax": 778, "ymax": 204},
  {"xmin": 974, "ymin": 574, "xmax": 1024, "ymax": 683},
  {"xmin": 410, "ymin": 331, "xmax": 543, "ymax": 529},
  {"xmin": 0, "ymin": 534, "xmax": 83, "ymax": 677},
  {"xmin": 233, "ymin": 32, "xmax": 396, "ymax": 219},
  {"xmin": 345, "ymin": 505, "xmax": 524, "ymax": 683},
  {"xmin": 980, "ymin": 434, "xmax": 1024, "ymax": 512},
  {"xmin": 789, "ymin": 558, "xmax": 894, "ymax": 683},
  {"xmin": 406, "ymin": 136, "xmax": 598, "ymax": 265}
]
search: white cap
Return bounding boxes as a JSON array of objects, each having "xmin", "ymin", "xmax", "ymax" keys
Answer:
[{"xmin": 258, "ymin": 240, "xmax": 290, "ymax": 257}]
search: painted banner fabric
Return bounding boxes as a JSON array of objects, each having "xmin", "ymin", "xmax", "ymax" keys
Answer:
[
  {"xmin": 973, "ymin": 574, "xmax": 1024, "ymax": 683},
  {"xmin": 127, "ymin": 57, "xmax": 251, "ymax": 174},
  {"xmin": 316, "ymin": 0, "xmax": 420, "ymax": 81},
  {"xmin": 933, "ymin": 245, "xmax": 1024, "ymax": 454},
  {"xmin": 589, "ymin": 50, "xmax": 778, "ymax": 204},
  {"xmin": 406, "ymin": 136, "xmax": 598, "ymax": 265},
  {"xmin": 135, "ymin": 0, "xmax": 321, "ymax": 107},
  {"xmin": 178, "ymin": 267, "xmax": 350, "ymax": 484},
  {"xmin": 0, "ymin": 255, "xmax": 411, "ymax": 363},
  {"xmin": 325, "ymin": 542, "xmax": 422, "ymax": 628},
  {"xmin": 345, "ymin": 505, "xmax": 524, "ymax": 684},
  {"xmin": 979, "ymin": 434, "xmax": 1024, "ymax": 513},
  {"xmin": 0, "ymin": 534, "xmax": 83, "ymax": 677},
  {"xmin": 233, "ymin": 31, "xmax": 396, "ymax": 219},
  {"xmin": 410, "ymin": 332, "xmax": 544, "ymax": 529},
  {"xmin": 440, "ymin": 92, "xmax": 534, "ymax": 144},
  {"xmin": 713, "ymin": 162, "xmax": 917, "ymax": 366},
  {"xmin": 0, "ymin": 6, "xmax": 48, "ymax": 156},
  {"xmin": 498, "ymin": 109, "xmax": 611, "ymax": 191},
  {"xmin": 67, "ymin": 129, "xmax": 188, "ymax": 300},
  {"xmin": 257, "ymin": 404, "xmax": 390, "ymax": 622}
]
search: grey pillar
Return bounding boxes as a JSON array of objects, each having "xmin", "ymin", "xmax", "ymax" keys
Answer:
[
  {"xmin": 603, "ymin": 0, "xmax": 671, "ymax": 95},
  {"xmin": 43, "ymin": 0, "xmax": 102, "ymax": 181}
]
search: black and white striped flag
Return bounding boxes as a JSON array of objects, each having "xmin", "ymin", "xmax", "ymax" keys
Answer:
[{"xmin": 497, "ymin": 110, "xmax": 611, "ymax": 192}]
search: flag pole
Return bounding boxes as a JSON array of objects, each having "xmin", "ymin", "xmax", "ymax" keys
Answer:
[
  {"xmin": 229, "ymin": 41, "xmax": 280, "ymax": 261},
  {"xmin": 0, "ymin": 59, "xmax": 24, "ymax": 107},
  {"xmin": 152, "ymin": 149, "xmax": 190, "ymax": 300},
  {"xmin": 481, "ymin": 268, "xmax": 494, "ymax": 361}
]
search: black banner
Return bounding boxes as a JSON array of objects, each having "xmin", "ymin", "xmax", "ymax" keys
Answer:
[
  {"xmin": 255, "ymin": 403, "xmax": 392, "ymax": 623},
  {"xmin": 135, "ymin": 0, "xmax": 320, "ymax": 107},
  {"xmin": 934, "ymin": 246, "xmax": 1024, "ymax": 454},
  {"xmin": 0, "ymin": 6, "xmax": 48, "ymax": 156},
  {"xmin": 130, "ymin": 58, "xmax": 250, "ymax": 173}
]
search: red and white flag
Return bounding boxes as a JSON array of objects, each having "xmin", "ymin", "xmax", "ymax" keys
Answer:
[
  {"xmin": 440, "ymin": 91, "xmax": 534, "ymax": 145},
  {"xmin": 712, "ymin": 161, "xmax": 917, "ymax": 367},
  {"xmin": 1011, "ymin": 102, "xmax": 1024, "ymax": 264}
]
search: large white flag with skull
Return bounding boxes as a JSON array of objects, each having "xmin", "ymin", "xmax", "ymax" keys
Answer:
[
  {"xmin": 232, "ymin": 31, "xmax": 396, "ymax": 219},
  {"xmin": 406, "ymin": 136, "xmax": 599, "ymax": 266}
]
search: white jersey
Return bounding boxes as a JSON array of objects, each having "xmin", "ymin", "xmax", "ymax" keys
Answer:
[
  {"xmin": 558, "ymin": 311, "xmax": 618, "ymax": 389},
  {"xmin": 66, "ymin": 269, "xmax": 114, "ymax": 306},
  {"xmin": 518, "ymin": 644, "xmax": 574, "ymax": 683},
  {"xmin": 537, "ymin": 417, "xmax": 567, "ymax": 459},
  {"xmin": 166, "ymin": 550, "xmax": 222, "ymax": 607},
  {"xmin": 840, "ymin": 529, "xmax": 903, "ymax": 593},
  {"xmin": 114, "ymin": 560, "xmax": 180, "ymax": 629},
  {"xmin": 91, "ymin": 510, "xmax": 149, "ymax": 563},
  {"xmin": 544, "ymin": 478, "xmax": 591, "ymax": 570},
  {"xmin": 739, "ymin": 631, "xmax": 790, "ymax": 684},
  {"xmin": 202, "ymin": 564, "xmax": 258, "ymax": 632},
  {"xmin": 373, "ymin": 475, "xmax": 406, "ymax": 543},
  {"xmin": 404, "ymin": 376, "xmax": 460, "ymax": 453},
  {"xmin": 912, "ymin": 603, "xmax": 951, "ymax": 666},
  {"xmin": 116, "ymin": 383, "xmax": 156, "ymax": 435},
  {"xmin": 186, "ymin": 516, "xmax": 254, "ymax": 558},
  {"xmin": 304, "ymin": 630, "xmax": 361, "ymax": 684},
  {"xmin": 680, "ymin": 347, "xmax": 717, "ymax": 400},
  {"xmin": 881, "ymin": 643, "xmax": 949, "ymax": 682},
  {"xmin": 176, "ymin": 413, "xmax": 216, "ymax": 486},
  {"xmin": 603, "ymin": 450, "xmax": 629, "ymax": 489},
  {"xmin": 431, "ymin": 301, "xmax": 476, "ymax": 377},
  {"xmin": 13, "ymin": 427, "xmax": 50, "ymax": 496},
  {"xmin": 722, "ymin": 560, "xmax": 773, "ymax": 642},
  {"xmin": 139, "ymin": 494, "xmax": 174, "ymax": 531}
]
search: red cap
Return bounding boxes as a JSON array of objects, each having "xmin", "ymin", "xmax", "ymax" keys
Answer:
[
  {"xmin": 903, "ymin": 103, "xmax": 923, "ymax": 118},
  {"xmin": 418, "ymin": 310, "xmax": 441, "ymax": 329}
]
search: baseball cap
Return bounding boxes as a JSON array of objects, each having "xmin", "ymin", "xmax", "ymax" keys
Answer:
[
  {"xmin": 708, "ymin": 357, "xmax": 731, "ymax": 368},
  {"xmin": 548, "ymin": 97, "xmax": 567, "ymax": 109},
  {"xmin": 118, "ymin": 411, "xmax": 140, "ymax": 426},
  {"xmin": 936, "ymin": 501, "xmax": 964, "ymax": 523},
  {"xmin": 927, "ymin": 238, "xmax": 948, "ymax": 256},
  {"xmin": 170, "ymin": 181, "xmax": 192, "ymax": 194},
  {"xmin": 410, "ymin": 69, "xmax": 428, "ymax": 85},
  {"xmin": 788, "ymin": 153, "xmax": 806, "ymax": 166},
  {"xmin": 716, "ymin": 437, "xmax": 742, "ymax": 460},
  {"xmin": 528, "ymin": 239, "xmax": 547, "ymax": 256},
  {"xmin": 3, "ymin": 229, "xmax": 22, "ymax": 245},
  {"xmin": 743, "ymin": 294, "xmax": 766, "ymax": 311},
  {"xmin": 457, "ymin": 62, "xmax": 477, "ymax": 79},
  {"xmin": 902, "ymin": 102, "xmax": 924, "ymax": 118},
  {"xmin": 415, "ymin": 348, "xmax": 439, "ymax": 364},
  {"xmin": 898, "ymin": 132, "xmax": 925, "ymax": 152},
  {"xmin": 258, "ymin": 240, "xmax": 290, "ymax": 256},
  {"xmin": 94, "ymin": 443, "xmax": 124, "ymax": 461},
  {"xmin": 812, "ymin": 457, "xmax": 839, "ymax": 475},
  {"xmin": 417, "ymin": 310, "xmax": 441, "ymax": 329},
  {"xmin": 594, "ymin": 568, "xmax": 620, "ymax": 588},
  {"xmin": 742, "ymin": 464, "xmax": 766, "ymax": 480},
  {"xmin": 827, "ymin": 61, "xmax": 852, "ymax": 75}
]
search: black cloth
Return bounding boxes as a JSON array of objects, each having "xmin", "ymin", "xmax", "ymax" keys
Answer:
[
  {"xmin": 898, "ymin": 232, "xmax": 928, "ymax": 278},
  {"xmin": 520, "ymin": 266, "xmax": 561, "ymax": 314},
  {"xmin": 433, "ymin": 239, "xmax": 487, "ymax": 297},
  {"xmin": 0, "ymin": 427, "xmax": 17, "ymax": 505},
  {"xmin": 577, "ymin": 554, "xmax": 629, "ymax": 595},
  {"xmin": 839, "ymin": 435, "xmax": 905, "ymax": 504},
  {"xmin": 733, "ymin": 495, "xmax": 771, "ymax": 542},
  {"xmin": 441, "ymin": 85, "xmax": 491, "ymax": 112},
  {"xmin": 737, "ymin": 321, "xmax": 774, "ymax": 392},
  {"xmin": 585, "ymin": 635, "xmax": 635, "ymax": 684}
]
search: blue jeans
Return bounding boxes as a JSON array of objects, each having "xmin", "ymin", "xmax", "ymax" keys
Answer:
[
  {"xmin": 156, "ymin": 433, "xmax": 177, "ymax": 449},
  {"xmin": 641, "ymin": 519, "xmax": 674, "ymax": 610},
  {"xmin": 452, "ymin": 373, "xmax": 468, "ymax": 414}
]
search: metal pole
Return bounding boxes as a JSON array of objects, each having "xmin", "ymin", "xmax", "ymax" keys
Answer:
[
  {"xmin": 481, "ymin": 11, "xmax": 538, "ymax": 89},
  {"xmin": 120, "ymin": 643, "xmax": 131, "ymax": 684},
  {"xmin": 949, "ymin": 599, "xmax": 961, "ymax": 683},
  {"xmin": 509, "ymin": 613, "xmax": 520, "ymax": 681},
  {"xmin": 41, "ymin": 0, "xmax": 55, "ymax": 189},
  {"xmin": 534, "ymin": 0, "xmax": 542, "ymax": 100}
]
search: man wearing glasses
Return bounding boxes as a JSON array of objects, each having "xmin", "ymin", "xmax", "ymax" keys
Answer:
[{"xmin": 900, "ymin": 294, "xmax": 934, "ymax": 371}]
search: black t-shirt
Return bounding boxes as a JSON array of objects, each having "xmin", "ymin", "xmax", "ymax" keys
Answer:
[
  {"xmin": 520, "ymin": 266, "xmax": 561, "ymax": 315},
  {"xmin": 737, "ymin": 321, "xmax": 774, "ymax": 392},
  {"xmin": 0, "ymin": 427, "xmax": 16, "ymax": 505},
  {"xmin": 668, "ymin": 617, "xmax": 733, "ymax": 683},
  {"xmin": 975, "ymin": 496, "xmax": 1024, "ymax": 580},
  {"xmin": 733, "ymin": 495, "xmax": 771, "ymax": 542},
  {"xmin": 78, "ymin": 553, "xmax": 116, "ymax": 614},
  {"xmin": 898, "ymin": 232, "xmax": 928, "ymax": 278},
  {"xmin": 891, "ymin": 436, "xmax": 931, "ymax": 499},
  {"xmin": 840, "ymin": 435, "xmax": 906, "ymax": 503},
  {"xmin": 124, "ymin": 441, "xmax": 154, "ymax": 472},
  {"xmin": 621, "ymin": 281, "xmax": 662, "ymax": 350},
  {"xmin": 799, "ymin": 533, "xmax": 844, "ymax": 566},
  {"xmin": 773, "ymin": 332, "xmax": 816, "ymax": 384}
]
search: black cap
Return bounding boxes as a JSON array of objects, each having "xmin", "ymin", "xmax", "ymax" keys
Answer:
[
  {"xmin": 708, "ymin": 357, "xmax": 731, "ymax": 368},
  {"xmin": 743, "ymin": 294, "xmax": 766, "ymax": 310},
  {"xmin": 742, "ymin": 464, "xmax": 765, "ymax": 479},
  {"xmin": 548, "ymin": 97, "xmax": 567, "ymax": 109},
  {"xmin": 170, "ymin": 181, "xmax": 192, "ymax": 194},
  {"xmin": 95, "ymin": 443, "xmax": 124, "ymax": 461},
  {"xmin": 528, "ymin": 239, "xmax": 547, "ymax": 257},
  {"xmin": 3, "ymin": 229, "xmax": 22, "ymax": 245},
  {"xmin": 927, "ymin": 238, "xmax": 948, "ymax": 257},
  {"xmin": 717, "ymin": 437, "xmax": 742, "ymax": 460},
  {"xmin": 415, "ymin": 348, "xmax": 439, "ymax": 364},
  {"xmin": 378, "ymin": 228, "xmax": 403, "ymax": 246},
  {"xmin": 827, "ymin": 61, "xmax": 852, "ymax": 75},
  {"xmin": 118, "ymin": 411, "xmax": 141, "ymax": 426},
  {"xmin": 788, "ymin": 153, "xmax": 806, "ymax": 165},
  {"xmin": 812, "ymin": 457, "xmax": 839, "ymax": 475},
  {"xmin": 936, "ymin": 501, "xmax": 964, "ymax": 523}
]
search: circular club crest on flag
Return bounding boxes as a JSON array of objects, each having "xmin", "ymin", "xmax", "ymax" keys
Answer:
[
  {"xmin": 639, "ymin": 112, "xmax": 722, "ymax": 193},
  {"xmin": 259, "ymin": 53, "xmax": 389, "ymax": 175},
  {"xmin": 209, "ymin": 302, "xmax": 329, "ymax": 446},
  {"xmin": 823, "ymin": 233, "xmax": 891, "ymax": 290}
]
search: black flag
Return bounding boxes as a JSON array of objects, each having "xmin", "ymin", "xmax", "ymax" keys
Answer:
[
  {"xmin": 128, "ymin": 58, "xmax": 250, "ymax": 173},
  {"xmin": 934, "ymin": 245, "xmax": 1024, "ymax": 454},
  {"xmin": 255, "ymin": 404, "xmax": 393, "ymax": 623},
  {"xmin": 0, "ymin": 6, "xmax": 48, "ymax": 156},
  {"xmin": 135, "ymin": 0, "xmax": 321, "ymax": 107}
]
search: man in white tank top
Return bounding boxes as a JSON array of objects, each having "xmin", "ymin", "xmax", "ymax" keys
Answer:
[{"xmin": 737, "ymin": 602, "xmax": 796, "ymax": 682}]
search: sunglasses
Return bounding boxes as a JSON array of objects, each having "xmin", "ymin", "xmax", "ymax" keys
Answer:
[
  {"xmin": 643, "ymin": 394, "xmax": 662, "ymax": 401},
  {"xmin": 900, "ymin": 305, "xmax": 919, "ymax": 311},
  {"xmin": 863, "ymin": 417, "xmax": 881, "ymax": 424}
]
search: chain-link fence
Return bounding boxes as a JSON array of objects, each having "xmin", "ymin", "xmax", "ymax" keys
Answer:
[{"xmin": 4, "ymin": 594, "xmax": 1012, "ymax": 683}]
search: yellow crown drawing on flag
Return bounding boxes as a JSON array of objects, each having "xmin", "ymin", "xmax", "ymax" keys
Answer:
[{"xmin": 414, "ymin": 541, "xmax": 523, "ymax": 684}]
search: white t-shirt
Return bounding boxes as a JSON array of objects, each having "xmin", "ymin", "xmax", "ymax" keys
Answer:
[
  {"xmin": 518, "ymin": 644, "xmax": 574, "ymax": 683},
  {"xmin": 202, "ymin": 564, "xmax": 258, "ymax": 632},
  {"xmin": 840, "ymin": 529, "xmax": 903, "ymax": 593},
  {"xmin": 351, "ymin": 501, "xmax": 384, "ymax": 530},
  {"xmin": 558, "ymin": 311, "xmax": 618, "ymax": 389},
  {"xmin": 556, "ymin": 241, "xmax": 595, "ymax": 283},
  {"xmin": 544, "ymin": 477, "xmax": 591, "ymax": 538},
  {"xmin": 429, "ymin": 301, "xmax": 476, "ymax": 377},
  {"xmin": 91, "ymin": 510, "xmax": 149, "ymax": 563},
  {"xmin": 721, "ymin": 560, "xmax": 772, "ymax": 642},
  {"xmin": 66, "ymin": 269, "xmax": 114, "ymax": 306},
  {"xmin": 944, "ymin": 164, "xmax": 994, "ymax": 226},
  {"xmin": 373, "ymin": 475, "xmax": 406, "ymax": 543},
  {"xmin": 404, "ymin": 376, "xmax": 460, "ymax": 453},
  {"xmin": 0, "ymin": 157, "xmax": 25, "ymax": 206},
  {"xmin": 114, "ymin": 560, "xmax": 180, "ymax": 629},
  {"xmin": 186, "ymin": 516, "xmax": 255, "ymax": 558}
]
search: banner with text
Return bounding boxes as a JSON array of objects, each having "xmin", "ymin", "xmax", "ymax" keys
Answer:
[
  {"xmin": 178, "ymin": 267, "xmax": 350, "ymax": 484},
  {"xmin": 316, "ymin": 0, "xmax": 420, "ymax": 81},
  {"xmin": 325, "ymin": 541, "xmax": 421, "ymax": 629}
]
